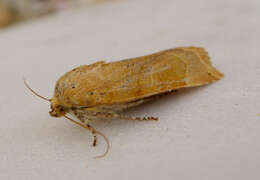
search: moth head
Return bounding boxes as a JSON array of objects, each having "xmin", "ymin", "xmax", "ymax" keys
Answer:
[
  {"xmin": 24, "ymin": 79, "xmax": 67, "ymax": 118},
  {"xmin": 49, "ymin": 99, "xmax": 67, "ymax": 117}
]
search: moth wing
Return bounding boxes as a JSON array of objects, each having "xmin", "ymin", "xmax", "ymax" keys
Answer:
[{"xmin": 56, "ymin": 47, "xmax": 223, "ymax": 107}]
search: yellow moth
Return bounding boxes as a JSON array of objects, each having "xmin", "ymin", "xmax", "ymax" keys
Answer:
[{"xmin": 25, "ymin": 47, "xmax": 223, "ymax": 158}]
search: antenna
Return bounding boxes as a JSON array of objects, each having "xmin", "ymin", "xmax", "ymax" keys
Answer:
[{"xmin": 24, "ymin": 78, "xmax": 50, "ymax": 101}]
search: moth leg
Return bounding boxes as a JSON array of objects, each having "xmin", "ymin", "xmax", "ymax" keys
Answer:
[
  {"xmin": 79, "ymin": 118, "xmax": 85, "ymax": 123},
  {"xmin": 64, "ymin": 115, "xmax": 110, "ymax": 158},
  {"xmin": 86, "ymin": 124, "xmax": 97, "ymax": 147},
  {"xmin": 73, "ymin": 113, "xmax": 97, "ymax": 146},
  {"xmin": 117, "ymin": 114, "xmax": 159, "ymax": 121},
  {"xmin": 93, "ymin": 111, "xmax": 159, "ymax": 121},
  {"xmin": 74, "ymin": 108, "xmax": 158, "ymax": 122}
]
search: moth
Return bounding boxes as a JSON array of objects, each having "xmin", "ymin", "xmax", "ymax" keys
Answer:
[{"xmin": 25, "ymin": 47, "xmax": 224, "ymax": 158}]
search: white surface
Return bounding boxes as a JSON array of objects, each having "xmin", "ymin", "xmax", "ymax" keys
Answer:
[{"xmin": 0, "ymin": 0, "xmax": 259, "ymax": 179}]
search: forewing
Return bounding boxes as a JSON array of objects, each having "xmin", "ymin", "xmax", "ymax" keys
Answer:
[{"xmin": 55, "ymin": 47, "xmax": 223, "ymax": 107}]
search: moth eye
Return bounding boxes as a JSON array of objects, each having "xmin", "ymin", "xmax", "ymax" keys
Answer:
[
  {"xmin": 56, "ymin": 105, "xmax": 64, "ymax": 112},
  {"xmin": 89, "ymin": 92, "xmax": 94, "ymax": 95}
]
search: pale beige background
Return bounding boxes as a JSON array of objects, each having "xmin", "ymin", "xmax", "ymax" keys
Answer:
[{"xmin": 0, "ymin": 0, "xmax": 259, "ymax": 179}]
